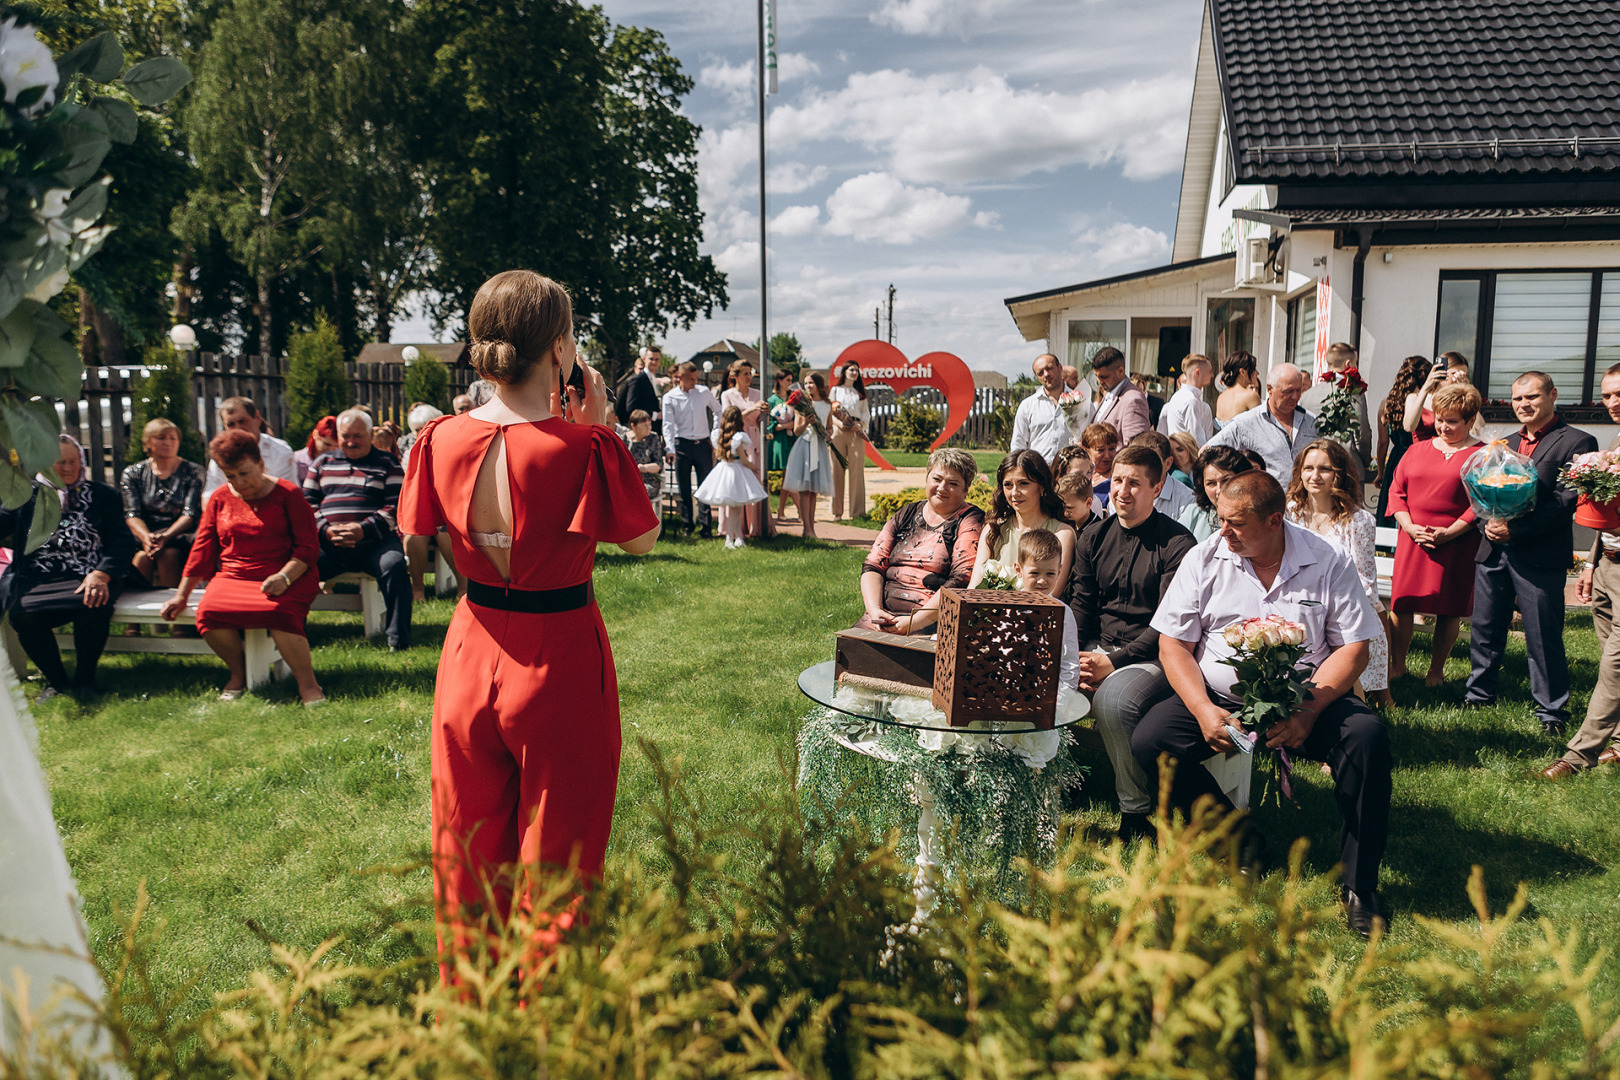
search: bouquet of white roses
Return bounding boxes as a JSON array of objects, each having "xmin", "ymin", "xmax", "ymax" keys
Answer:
[
  {"xmin": 1220, "ymin": 614, "xmax": 1315, "ymax": 803},
  {"xmin": 975, "ymin": 559, "xmax": 1021, "ymax": 591}
]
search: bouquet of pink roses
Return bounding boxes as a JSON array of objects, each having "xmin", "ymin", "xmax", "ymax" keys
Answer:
[
  {"xmin": 1220, "ymin": 613, "xmax": 1316, "ymax": 803},
  {"xmin": 1057, "ymin": 389, "xmax": 1089, "ymax": 438}
]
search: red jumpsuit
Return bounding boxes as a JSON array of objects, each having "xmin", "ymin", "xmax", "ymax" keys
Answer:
[{"xmin": 398, "ymin": 414, "xmax": 658, "ymax": 975}]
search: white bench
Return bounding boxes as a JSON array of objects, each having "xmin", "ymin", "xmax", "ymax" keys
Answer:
[
  {"xmin": 428, "ymin": 547, "xmax": 458, "ymax": 597},
  {"xmin": 1374, "ymin": 525, "xmax": 1397, "ymax": 601},
  {"xmin": 314, "ymin": 573, "xmax": 385, "ymax": 637},
  {"xmin": 50, "ymin": 587, "xmax": 291, "ymax": 689}
]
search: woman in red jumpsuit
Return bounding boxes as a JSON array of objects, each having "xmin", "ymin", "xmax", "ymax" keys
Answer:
[{"xmin": 399, "ymin": 271, "xmax": 660, "ymax": 978}]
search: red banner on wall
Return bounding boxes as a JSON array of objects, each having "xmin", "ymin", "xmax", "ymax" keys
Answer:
[{"xmin": 830, "ymin": 340, "xmax": 977, "ymax": 471}]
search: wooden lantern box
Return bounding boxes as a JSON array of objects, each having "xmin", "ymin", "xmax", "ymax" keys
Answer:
[
  {"xmin": 834, "ymin": 627, "xmax": 936, "ymax": 697},
  {"xmin": 932, "ymin": 587, "xmax": 1065, "ymax": 728}
]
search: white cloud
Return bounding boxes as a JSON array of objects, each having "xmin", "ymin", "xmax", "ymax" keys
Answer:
[
  {"xmin": 771, "ymin": 204, "xmax": 822, "ymax": 237},
  {"xmin": 771, "ymin": 66, "xmax": 1190, "ymax": 184},
  {"xmin": 766, "ymin": 161, "xmax": 828, "ymax": 194},
  {"xmin": 870, "ymin": 0, "xmax": 1016, "ymax": 36},
  {"xmin": 823, "ymin": 172, "xmax": 995, "ymax": 244},
  {"xmin": 699, "ymin": 52, "xmax": 821, "ymax": 102},
  {"xmin": 1073, "ymin": 222, "xmax": 1171, "ymax": 276},
  {"xmin": 779, "ymin": 52, "xmax": 821, "ymax": 81}
]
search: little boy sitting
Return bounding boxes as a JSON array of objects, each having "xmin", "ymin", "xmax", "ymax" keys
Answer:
[
  {"xmin": 1054, "ymin": 471, "xmax": 1102, "ymax": 534},
  {"xmin": 1014, "ymin": 528, "xmax": 1081, "ymax": 694}
]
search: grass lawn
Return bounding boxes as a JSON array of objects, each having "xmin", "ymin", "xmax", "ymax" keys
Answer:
[
  {"xmin": 28, "ymin": 534, "xmax": 1620, "ymax": 1026},
  {"xmin": 863, "ymin": 448, "xmax": 1003, "ymax": 472}
]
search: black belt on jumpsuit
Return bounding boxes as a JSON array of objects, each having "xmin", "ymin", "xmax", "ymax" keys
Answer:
[{"xmin": 465, "ymin": 579, "xmax": 593, "ymax": 613}]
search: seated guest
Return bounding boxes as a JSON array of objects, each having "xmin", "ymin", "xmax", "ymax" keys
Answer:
[
  {"xmin": 303, "ymin": 409, "xmax": 412, "ymax": 650},
  {"xmin": 1131, "ymin": 472, "xmax": 1391, "ymax": 936},
  {"xmin": 1386, "ymin": 382, "xmax": 1484, "ymax": 686},
  {"xmin": 1177, "ymin": 445, "xmax": 1255, "ymax": 542},
  {"xmin": 1286, "ymin": 438, "xmax": 1391, "ymax": 708},
  {"xmin": 402, "ymin": 402, "xmax": 458, "ymax": 603},
  {"xmin": 1051, "ymin": 443, "xmax": 1090, "ymax": 480},
  {"xmin": 1015, "ymin": 526, "xmax": 1081, "ymax": 688},
  {"xmin": 121, "ymin": 419, "xmax": 206, "ymax": 587},
  {"xmin": 1081, "ymin": 422, "xmax": 1120, "ymax": 510},
  {"xmin": 857, "ymin": 447, "xmax": 984, "ymax": 634},
  {"xmin": 292, "ymin": 416, "xmax": 338, "ymax": 485},
  {"xmin": 626, "ymin": 409, "xmax": 664, "ymax": 503},
  {"xmin": 452, "ymin": 393, "xmax": 474, "ymax": 415},
  {"xmin": 399, "ymin": 402, "xmax": 443, "ymax": 467},
  {"xmin": 1071, "ymin": 444, "xmax": 1195, "ymax": 842},
  {"xmin": 1166, "ymin": 431, "xmax": 1198, "ymax": 488},
  {"xmin": 1203, "ymin": 362, "xmax": 1317, "ymax": 483},
  {"xmin": 969, "ymin": 449, "xmax": 1075, "ymax": 588},
  {"xmin": 1, "ymin": 436, "xmax": 137, "ymax": 699},
  {"xmin": 163, "ymin": 430, "xmax": 324, "ymax": 704},
  {"xmin": 205, "ymin": 397, "xmax": 297, "ymax": 499},
  {"xmin": 1125, "ymin": 431, "xmax": 1196, "ymax": 522},
  {"xmin": 1054, "ymin": 471, "xmax": 1102, "ymax": 533}
]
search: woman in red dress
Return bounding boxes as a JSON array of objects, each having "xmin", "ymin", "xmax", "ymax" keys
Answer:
[
  {"xmin": 398, "ymin": 270, "xmax": 660, "ymax": 979},
  {"xmin": 1386, "ymin": 382, "xmax": 1486, "ymax": 685},
  {"xmin": 161, "ymin": 429, "xmax": 325, "ymax": 704}
]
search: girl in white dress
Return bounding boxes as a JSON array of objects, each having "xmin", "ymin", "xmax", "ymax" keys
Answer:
[
  {"xmin": 783, "ymin": 372, "xmax": 834, "ymax": 539},
  {"xmin": 696, "ymin": 406, "xmax": 768, "ymax": 548},
  {"xmin": 1285, "ymin": 437, "xmax": 1392, "ymax": 707}
]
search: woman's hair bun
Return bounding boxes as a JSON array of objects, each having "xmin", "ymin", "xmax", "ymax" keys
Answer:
[
  {"xmin": 469, "ymin": 338, "xmax": 522, "ymax": 383},
  {"xmin": 467, "ymin": 271, "xmax": 574, "ymax": 386}
]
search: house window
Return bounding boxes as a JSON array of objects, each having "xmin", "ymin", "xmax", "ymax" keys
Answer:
[
  {"xmin": 1285, "ymin": 291, "xmax": 1316, "ymax": 367},
  {"xmin": 1438, "ymin": 269, "xmax": 1620, "ymax": 406},
  {"xmin": 1206, "ymin": 297, "xmax": 1254, "ymax": 361},
  {"xmin": 1066, "ymin": 319, "xmax": 1126, "ymax": 375}
]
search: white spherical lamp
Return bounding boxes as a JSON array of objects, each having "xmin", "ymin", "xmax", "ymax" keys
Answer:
[
  {"xmin": 400, "ymin": 345, "xmax": 421, "ymax": 365},
  {"xmin": 168, "ymin": 324, "xmax": 197, "ymax": 350},
  {"xmin": 702, "ymin": 360, "xmax": 714, "ymax": 374}
]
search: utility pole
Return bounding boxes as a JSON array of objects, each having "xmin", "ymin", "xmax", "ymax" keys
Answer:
[
  {"xmin": 756, "ymin": 0, "xmax": 770, "ymax": 399},
  {"xmin": 873, "ymin": 307, "xmax": 880, "ymax": 339},
  {"xmin": 885, "ymin": 284, "xmax": 896, "ymax": 344}
]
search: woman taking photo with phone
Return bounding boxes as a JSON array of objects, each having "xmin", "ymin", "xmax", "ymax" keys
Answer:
[{"xmin": 399, "ymin": 270, "xmax": 660, "ymax": 981}]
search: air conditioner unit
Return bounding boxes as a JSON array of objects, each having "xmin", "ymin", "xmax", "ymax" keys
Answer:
[{"xmin": 1235, "ymin": 235, "xmax": 1275, "ymax": 287}]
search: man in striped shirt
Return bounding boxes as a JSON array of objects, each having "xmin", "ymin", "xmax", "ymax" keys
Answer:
[{"xmin": 303, "ymin": 408, "xmax": 412, "ymax": 650}]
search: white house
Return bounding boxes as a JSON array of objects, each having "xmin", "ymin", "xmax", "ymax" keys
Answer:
[{"xmin": 1005, "ymin": 0, "xmax": 1620, "ymax": 443}]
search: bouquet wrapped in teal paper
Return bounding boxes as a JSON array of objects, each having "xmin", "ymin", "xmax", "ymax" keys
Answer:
[{"xmin": 1462, "ymin": 440, "xmax": 1538, "ymax": 521}]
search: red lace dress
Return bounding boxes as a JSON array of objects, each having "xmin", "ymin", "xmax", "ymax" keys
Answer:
[
  {"xmin": 399, "ymin": 414, "xmax": 658, "ymax": 971},
  {"xmin": 183, "ymin": 479, "xmax": 321, "ymax": 634}
]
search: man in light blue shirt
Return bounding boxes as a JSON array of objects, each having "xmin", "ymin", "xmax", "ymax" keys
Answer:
[{"xmin": 1203, "ymin": 362, "xmax": 1317, "ymax": 484}]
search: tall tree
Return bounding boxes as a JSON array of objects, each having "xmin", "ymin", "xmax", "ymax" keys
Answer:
[
  {"xmin": 409, "ymin": 0, "xmax": 725, "ymax": 377},
  {"xmin": 175, "ymin": 0, "xmax": 363, "ymax": 357}
]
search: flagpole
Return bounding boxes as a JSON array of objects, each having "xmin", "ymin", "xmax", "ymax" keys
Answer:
[{"xmin": 757, "ymin": 0, "xmax": 770, "ymax": 398}]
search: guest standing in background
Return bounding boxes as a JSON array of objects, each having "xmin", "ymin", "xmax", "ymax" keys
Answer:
[
  {"xmin": 1403, "ymin": 353, "xmax": 1474, "ymax": 440},
  {"xmin": 1547, "ymin": 363, "xmax": 1620, "ymax": 778},
  {"xmin": 1204, "ymin": 363, "xmax": 1317, "ymax": 484},
  {"xmin": 1091, "ymin": 348, "xmax": 1150, "ymax": 445},
  {"xmin": 204, "ymin": 397, "xmax": 296, "ymax": 500},
  {"xmin": 1287, "ymin": 438, "xmax": 1391, "ymax": 707},
  {"xmin": 1, "ymin": 436, "xmax": 136, "ymax": 700},
  {"xmin": 122, "ymin": 418, "xmax": 206, "ymax": 588},
  {"xmin": 1386, "ymin": 382, "xmax": 1485, "ymax": 686},
  {"xmin": 1299, "ymin": 342, "xmax": 1373, "ymax": 477},
  {"xmin": 1010, "ymin": 353, "xmax": 1082, "ymax": 460},
  {"xmin": 828, "ymin": 360, "xmax": 870, "ymax": 520},
  {"xmin": 720, "ymin": 359, "xmax": 772, "ymax": 538},
  {"xmin": 1132, "ymin": 374, "xmax": 1166, "ymax": 431},
  {"xmin": 1158, "ymin": 353, "xmax": 1214, "ymax": 445},
  {"xmin": 663, "ymin": 361, "xmax": 721, "ymax": 539},
  {"xmin": 1374, "ymin": 356, "xmax": 1433, "ymax": 526},
  {"xmin": 162, "ymin": 429, "xmax": 324, "ymax": 705},
  {"xmin": 1464, "ymin": 372, "xmax": 1595, "ymax": 735},
  {"xmin": 782, "ymin": 372, "xmax": 834, "ymax": 539},
  {"xmin": 1213, "ymin": 351, "xmax": 1261, "ymax": 434}
]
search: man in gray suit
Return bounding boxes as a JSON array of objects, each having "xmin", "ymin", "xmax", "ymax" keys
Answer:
[{"xmin": 1299, "ymin": 341, "xmax": 1373, "ymax": 480}]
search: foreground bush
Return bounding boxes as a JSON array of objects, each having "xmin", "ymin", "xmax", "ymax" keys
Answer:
[
  {"xmin": 5, "ymin": 743, "xmax": 1619, "ymax": 1079},
  {"xmin": 867, "ymin": 480, "xmax": 993, "ymax": 526}
]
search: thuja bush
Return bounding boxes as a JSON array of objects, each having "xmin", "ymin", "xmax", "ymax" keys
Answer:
[
  {"xmin": 5, "ymin": 743, "xmax": 1620, "ymax": 1079},
  {"xmin": 866, "ymin": 480, "xmax": 994, "ymax": 526},
  {"xmin": 888, "ymin": 399, "xmax": 944, "ymax": 454}
]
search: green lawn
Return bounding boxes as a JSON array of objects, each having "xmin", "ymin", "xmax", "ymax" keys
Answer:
[
  {"xmin": 28, "ymin": 534, "xmax": 1620, "ymax": 1024},
  {"xmin": 864, "ymin": 448, "xmax": 1004, "ymax": 472}
]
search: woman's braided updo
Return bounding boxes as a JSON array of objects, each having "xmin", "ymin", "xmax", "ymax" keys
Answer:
[{"xmin": 467, "ymin": 270, "xmax": 573, "ymax": 385}]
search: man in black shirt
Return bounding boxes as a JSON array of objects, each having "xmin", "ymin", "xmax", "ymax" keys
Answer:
[{"xmin": 1071, "ymin": 444, "xmax": 1195, "ymax": 841}]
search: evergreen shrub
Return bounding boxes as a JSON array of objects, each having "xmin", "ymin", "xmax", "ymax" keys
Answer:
[
  {"xmin": 403, "ymin": 354, "xmax": 452, "ymax": 416},
  {"xmin": 284, "ymin": 315, "xmax": 351, "ymax": 450},
  {"xmin": 887, "ymin": 398, "xmax": 943, "ymax": 454},
  {"xmin": 126, "ymin": 344, "xmax": 206, "ymax": 464}
]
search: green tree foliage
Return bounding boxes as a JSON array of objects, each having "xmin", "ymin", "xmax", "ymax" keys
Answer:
[
  {"xmin": 126, "ymin": 344, "xmax": 205, "ymax": 463},
  {"xmin": 283, "ymin": 315, "xmax": 350, "ymax": 449},
  {"xmin": 402, "ymin": 354, "xmax": 451, "ymax": 415},
  {"xmin": 409, "ymin": 1, "xmax": 726, "ymax": 374},
  {"xmin": 887, "ymin": 397, "xmax": 943, "ymax": 453},
  {"xmin": 752, "ymin": 332, "xmax": 804, "ymax": 381},
  {"xmin": 176, "ymin": 0, "xmax": 364, "ymax": 358}
]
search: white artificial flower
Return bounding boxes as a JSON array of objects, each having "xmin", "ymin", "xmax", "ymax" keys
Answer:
[
  {"xmin": 25, "ymin": 266, "xmax": 69, "ymax": 302},
  {"xmin": 0, "ymin": 19, "xmax": 58, "ymax": 116}
]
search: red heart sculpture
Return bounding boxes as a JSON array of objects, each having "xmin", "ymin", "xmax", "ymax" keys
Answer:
[{"xmin": 828, "ymin": 341, "xmax": 977, "ymax": 471}]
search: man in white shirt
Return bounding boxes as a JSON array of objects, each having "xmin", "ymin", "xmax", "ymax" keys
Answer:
[
  {"xmin": 1009, "ymin": 352, "xmax": 1082, "ymax": 461},
  {"xmin": 661, "ymin": 361, "xmax": 721, "ymax": 538},
  {"xmin": 1129, "ymin": 471, "xmax": 1393, "ymax": 937},
  {"xmin": 202, "ymin": 396, "xmax": 297, "ymax": 500},
  {"xmin": 1203, "ymin": 363, "xmax": 1318, "ymax": 483},
  {"xmin": 1157, "ymin": 353, "xmax": 1215, "ymax": 446}
]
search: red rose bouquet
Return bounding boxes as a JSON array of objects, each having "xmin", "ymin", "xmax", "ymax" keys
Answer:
[
  {"xmin": 784, "ymin": 390, "xmax": 847, "ymax": 469},
  {"xmin": 1315, "ymin": 366, "xmax": 1368, "ymax": 446}
]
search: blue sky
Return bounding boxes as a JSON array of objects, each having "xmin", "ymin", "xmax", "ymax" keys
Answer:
[{"xmin": 399, "ymin": 0, "xmax": 1206, "ymax": 376}]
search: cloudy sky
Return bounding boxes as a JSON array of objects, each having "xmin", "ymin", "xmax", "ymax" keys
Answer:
[{"xmin": 401, "ymin": 0, "xmax": 1206, "ymax": 376}]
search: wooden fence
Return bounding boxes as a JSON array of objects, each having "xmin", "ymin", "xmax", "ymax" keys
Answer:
[
  {"xmin": 863, "ymin": 385, "xmax": 1027, "ymax": 450},
  {"xmin": 69, "ymin": 353, "xmax": 482, "ymax": 485}
]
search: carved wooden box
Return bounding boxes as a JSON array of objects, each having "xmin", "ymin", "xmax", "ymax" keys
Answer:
[
  {"xmin": 834, "ymin": 627, "xmax": 936, "ymax": 697},
  {"xmin": 932, "ymin": 588, "xmax": 1065, "ymax": 728}
]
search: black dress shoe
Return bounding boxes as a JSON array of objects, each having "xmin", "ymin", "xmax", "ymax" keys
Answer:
[
  {"xmin": 1117, "ymin": 811, "xmax": 1155, "ymax": 844},
  {"xmin": 1342, "ymin": 889, "xmax": 1389, "ymax": 938},
  {"xmin": 37, "ymin": 686, "xmax": 64, "ymax": 702},
  {"xmin": 1541, "ymin": 717, "xmax": 1570, "ymax": 738},
  {"xmin": 1460, "ymin": 695, "xmax": 1496, "ymax": 710}
]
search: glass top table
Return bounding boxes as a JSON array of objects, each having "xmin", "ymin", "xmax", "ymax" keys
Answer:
[{"xmin": 797, "ymin": 661, "xmax": 1090, "ymax": 733}]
